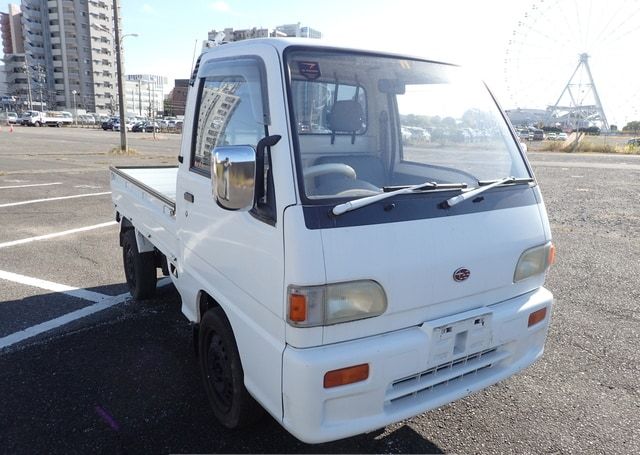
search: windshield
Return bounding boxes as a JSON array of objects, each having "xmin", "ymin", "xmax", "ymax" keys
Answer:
[{"xmin": 286, "ymin": 49, "xmax": 529, "ymax": 202}]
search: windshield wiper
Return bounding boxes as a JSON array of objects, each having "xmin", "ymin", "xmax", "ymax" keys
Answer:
[
  {"xmin": 440, "ymin": 176, "xmax": 533, "ymax": 208},
  {"xmin": 332, "ymin": 181, "xmax": 466, "ymax": 216}
]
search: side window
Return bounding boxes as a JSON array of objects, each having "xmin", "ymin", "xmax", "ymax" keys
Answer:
[{"xmin": 192, "ymin": 59, "xmax": 268, "ymax": 174}]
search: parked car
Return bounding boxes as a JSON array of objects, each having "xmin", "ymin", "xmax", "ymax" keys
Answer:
[
  {"xmin": 557, "ymin": 132, "xmax": 568, "ymax": 141},
  {"xmin": 131, "ymin": 121, "xmax": 146, "ymax": 132},
  {"xmin": 3, "ymin": 112, "xmax": 18, "ymax": 124},
  {"xmin": 102, "ymin": 117, "xmax": 118, "ymax": 130},
  {"xmin": 131, "ymin": 121, "xmax": 159, "ymax": 133},
  {"xmin": 113, "ymin": 119, "xmax": 134, "ymax": 132},
  {"xmin": 627, "ymin": 138, "xmax": 640, "ymax": 146},
  {"xmin": 546, "ymin": 132, "xmax": 557, "ymax": 140},
  {"xmin": 528, "ymin": 128, "xmax": 544, "ymax": 141},
  {"xmin": 78, "ymin": 114, "xmax": 96, "ymax": 125},
  {"xmin": 144, "ymin": 121, "xmax": 159, "ymax": 133}
]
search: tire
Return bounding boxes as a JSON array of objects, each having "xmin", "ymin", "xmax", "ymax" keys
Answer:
[
  {"xmin": 199, "ymin": 307, "xmax": 264, "ymax": 429},
  {"xmin": 35, "ymin": 121, "xmax": 41, "ymax": 127},
  {"xmin": 121, "ymin": 229, "xmax": 156, "ymax": 299}
]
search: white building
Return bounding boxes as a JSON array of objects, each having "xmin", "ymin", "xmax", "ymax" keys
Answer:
[{"xmin": 124, "ymin": 74, "xmax": 167, "ymax": 117}]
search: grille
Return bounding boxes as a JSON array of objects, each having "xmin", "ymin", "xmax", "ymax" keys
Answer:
[{"xmin": 387, "ymin": 347, "xmax": 509, "ymax": 405}]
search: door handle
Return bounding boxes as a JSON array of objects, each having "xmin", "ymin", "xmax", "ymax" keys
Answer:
[{"xmin": 184, "ymin": 192, "xmax": 194, "ymax": 203}]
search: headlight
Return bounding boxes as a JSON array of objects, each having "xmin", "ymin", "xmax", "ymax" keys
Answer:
[
  {"xmin": 287, "ymin": 280, "xmax": 387, "ymax": 327},
  {"xmin": 514, "ymin": 242, "xmax": 555, "ymax": 282}
]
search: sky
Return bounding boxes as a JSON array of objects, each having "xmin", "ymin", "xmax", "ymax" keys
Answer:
[{"xmin": 1, "ymin": 0, "xmax": 639, "ymax": 126}]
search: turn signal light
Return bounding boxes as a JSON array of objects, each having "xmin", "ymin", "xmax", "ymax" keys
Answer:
[
  {"xmin": 528, "ymin": 307, "xmax": 547, "ymax": 327},
  {"xmin": 323, "ymin": 364, "xmax": 369, "ymax": 388},
  {"xmin": 289, "ymin": 294, "xmax": 307, "ymax": 322},
  {"xmin": 548, "ymin": 243, "xmax": 556, "ymax": 265}
]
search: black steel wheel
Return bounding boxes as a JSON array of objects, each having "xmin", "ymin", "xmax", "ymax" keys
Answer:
[
  {"xmin": 121, "ymin": 229, "xmax": 156, "ymax": 300},
  {"xmin": 198, "ymin": 307, "xmax": 264, "ymax": 429}
]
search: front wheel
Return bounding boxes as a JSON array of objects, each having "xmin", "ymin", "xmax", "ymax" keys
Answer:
[
  {"xmin": 199, "ymin": 307, "xmax": 264, "ymax": 429},
  {"xmin": 121, "ymin": 229, "xmax": 156, "ymax": 299}
]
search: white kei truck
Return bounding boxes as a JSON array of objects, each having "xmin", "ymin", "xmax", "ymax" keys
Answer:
[
  {"xmin": 19, "ymin": 110, "xmax": 73, "ymax": 127},
  {"xmin": 110, "ymin": 38, "xmax": 555, "ymax": 443}
]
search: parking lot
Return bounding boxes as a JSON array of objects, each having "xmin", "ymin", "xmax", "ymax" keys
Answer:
[{"xmin": 0, "ymin": 127, "xmax": 639, "ymax": 453}]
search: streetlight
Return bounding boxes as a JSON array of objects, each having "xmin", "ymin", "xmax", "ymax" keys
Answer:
[{"xmin": 72, "ymin": 90, "xmax": 77, "ymax": 125}]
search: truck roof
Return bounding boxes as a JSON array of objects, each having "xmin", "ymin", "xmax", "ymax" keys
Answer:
[{"xmin": 202, "ymin": 37, "xmax": 455, "ymax": 66}]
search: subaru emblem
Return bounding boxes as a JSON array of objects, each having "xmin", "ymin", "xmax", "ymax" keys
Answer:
[{"xmin": 453, "ymin": 267, "xmax": 471, "ymax": 282}]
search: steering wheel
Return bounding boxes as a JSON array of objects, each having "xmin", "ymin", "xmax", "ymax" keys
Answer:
[{"xmin": 303, "ymin": 163, "xmax": 357, "ymax": 181}]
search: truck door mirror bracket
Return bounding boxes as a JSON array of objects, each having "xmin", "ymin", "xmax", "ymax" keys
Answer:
[{"xmin": 211, "ymin": 145, "xmax": 257, "ymax": 211}]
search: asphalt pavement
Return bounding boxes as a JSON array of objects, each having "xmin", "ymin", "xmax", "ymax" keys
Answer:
[{"xmin": 0, "ymin": 127, "xmax": 638, "ymax": 454}]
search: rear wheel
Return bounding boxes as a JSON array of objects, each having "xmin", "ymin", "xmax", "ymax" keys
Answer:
[
  {"xmin": 121, "ymin": 229, "xmax": 156, "ymax": 299},
  {"xmin": 199, "ymin": 307, "xmax": 264, "ymax": 429}
]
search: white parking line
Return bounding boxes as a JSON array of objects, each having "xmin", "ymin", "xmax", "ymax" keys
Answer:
[
  {"xmin": 0, "ymin": 191, "xmax": 111, "ymax": 208},
  {"xmin": 0, "ymin": 270, "xmax": 109, "ymax": 302},
  {"xmin": 0, "ymin": 271, "xmax": 172, "ymax": 350},
  {"xmin": 0, "ymin": 221, "xmax": 117, "ymax": 249},
  {"xmin": 0, "ymin": 293, "xmax": 131, "ymax": 350},
  {"xmin": 0, "ymin": 182, "xmax": 63, "ymax": 190}
]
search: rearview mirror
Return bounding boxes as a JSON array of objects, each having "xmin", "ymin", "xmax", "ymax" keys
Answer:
[
  {"xmin": 211, "ymin": 145, "xmax": 256, "ymax": 211},
  {"xmin": 378, "ymin": 79, "xmax": 406, "ymax": 94}
]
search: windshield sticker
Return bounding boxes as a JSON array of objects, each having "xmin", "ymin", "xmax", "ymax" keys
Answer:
[{"xmin": 298, "ymin": 62, "xmax": 321, "ymax": 80}]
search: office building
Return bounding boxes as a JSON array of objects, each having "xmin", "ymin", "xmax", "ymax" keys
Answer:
[
  {"xmin": 167, "ymin": 78, "xmax": 188, "ymax": 116},
  {"xmin": 207, "ymin": 27, "xmax": 269, "ymax": 43},
  {"xmin": 206, "ymin": 22, "xmax": 321, "ymax": 46},
  {"xmin": 274, "ymin": 23, "xmax": 322, "ymax": 39},
  {"xmin": 124, "ymin": 74, "xmax": 167, "ymax": 117}
]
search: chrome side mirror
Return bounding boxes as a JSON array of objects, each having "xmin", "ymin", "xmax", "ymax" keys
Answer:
[{"xmin": 211, "ymin": 145, "xmax": 256, "ymax": 211}]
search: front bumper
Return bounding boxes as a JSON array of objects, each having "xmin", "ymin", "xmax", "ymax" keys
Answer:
[{"xmin": 281, "ymin": 286, "xmax": 553, "ymax": 443}]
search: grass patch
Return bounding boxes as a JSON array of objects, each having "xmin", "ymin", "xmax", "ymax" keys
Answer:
[
  {"xmin": 535, "ymin": 138, "xmax": 640, "ymax": 154},
  {"xmin": 109, "ymin": 147, "xmax": 138, "ymax": 156},
  {"xmin": 538, "ymin": 141, "xmax": 566, "ymax": 152}
]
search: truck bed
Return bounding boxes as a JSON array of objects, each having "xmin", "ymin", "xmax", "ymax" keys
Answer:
[{"xmin": 110, "ymin": 166, "xmax": 179, "ymax": 261}]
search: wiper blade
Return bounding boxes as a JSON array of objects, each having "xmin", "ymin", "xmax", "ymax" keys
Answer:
[
  {"xmin": 382, "ymin": 182, "xmax": 469, "ymax": 192},
  {"xmin": 478, "ymin": 177, "xmax": 534, "ymax": 186},
  {"xmin": 441, "ymin": 176, "xmax": 532, "ymax": 208},
  {"xmin": 332, "ymin": 181, "xmax": 466, "ymax": 216}
]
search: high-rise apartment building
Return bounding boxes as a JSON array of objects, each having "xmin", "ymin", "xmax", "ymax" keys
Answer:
[
  {"xmin": 1, "ymin": 4, "xmax": 29, "ymax": 106},
  {"xmin": 1, "ymin": 0, "xmax": 118, "ymax": 113}
]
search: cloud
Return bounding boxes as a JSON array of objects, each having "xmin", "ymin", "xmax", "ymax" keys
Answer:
[
  {"xmin": 142, "ymin": 4, "xmax": 155, "ymax": 14},
  {"xmin": 209, "ymin": 1, "xmax": 231, "ymax": 13}
]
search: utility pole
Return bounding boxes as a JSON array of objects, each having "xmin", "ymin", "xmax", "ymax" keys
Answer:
[
  {"xmin": 36, "ymin": 65, "xmax": 45, "ymax": 112},
  {"xmin": 113, "ymin": 0, "xmax": 127, "ymax": 152},
  {"xmin": 23, "ymin": 61, "xmax": 33, "ymax": 111}
]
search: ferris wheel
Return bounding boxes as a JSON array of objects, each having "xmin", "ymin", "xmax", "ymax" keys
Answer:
[{"xmin": 504, "ymin": 0, "xmax": 640, "ymax": 129}]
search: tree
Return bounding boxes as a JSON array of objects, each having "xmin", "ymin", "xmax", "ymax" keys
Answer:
[{"xmin": 622, "ymin": 121, "xmax": 640, "ymax": 134}]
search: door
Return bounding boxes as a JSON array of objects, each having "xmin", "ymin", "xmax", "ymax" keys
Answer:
[{"xmin": 176, "ymin": 46, "xmax": 292, "ymax": 417}]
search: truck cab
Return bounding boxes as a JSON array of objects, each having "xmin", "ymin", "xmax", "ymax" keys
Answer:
[{"xmin": 111, "ymin": 38, "xmax": 554, "ymax": 443}]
